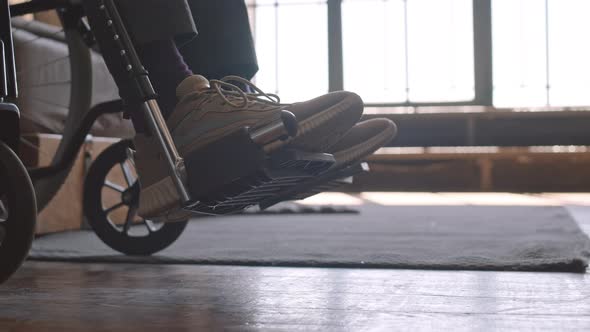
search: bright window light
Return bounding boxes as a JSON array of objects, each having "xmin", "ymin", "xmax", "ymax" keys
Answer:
[
  {"xmin": 493, "ymin": 0, "xmax": 590, "ymax": 108},
  {"xmin": 248, "ymin": 0, "xmax": 590, "ymax": 108},
  {"xmin": 249, "ymin": 0, "xmax": 329, "ymax": 103},
  {"xmin": 250, "ymin": 0, "xmax": 474, "ymax": 104}
]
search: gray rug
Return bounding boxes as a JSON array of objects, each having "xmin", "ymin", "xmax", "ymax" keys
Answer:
[{"xmin": 30, "ymin": 205, "xmax": 590, "ymax": 272}]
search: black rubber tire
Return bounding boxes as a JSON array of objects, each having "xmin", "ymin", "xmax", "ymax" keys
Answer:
[
  {"xmin": 83, "ymin": 140, "xmax": 188, "ymax": 256},
  {"xmin": 0, "ymin": 141, "xmax": 37, "ymax": 284}
]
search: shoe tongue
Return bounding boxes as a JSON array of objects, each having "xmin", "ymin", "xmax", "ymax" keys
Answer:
[{"xmin": 176, "ymin": 74, "xmax": 210, "ymax": 98}]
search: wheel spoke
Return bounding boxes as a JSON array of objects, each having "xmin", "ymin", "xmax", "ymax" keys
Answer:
[
  {"xmin": 104, "ymin": 201, "xmax": 125, "ymax": 215},
  {"xmin": 104, "ymin": 180, "xmax": 125, "ymax": 193},
  {"xmin": 144, "ymin": 219, "xmax": 157, "ymax": 233},
  {"xmin": 123, "ymin": 206, "xmax": 138, "ymax": 234},
  {"xmin": 0, "ymin": 199, "xmax": 7, "ymax": 222},
  {"xmin": 120, "ymin": 162, "xmax": 135, "ymax": 186}
]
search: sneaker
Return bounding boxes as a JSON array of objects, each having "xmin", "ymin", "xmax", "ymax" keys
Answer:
[
  {"xmin": 327, "ymin": 118, "xmax": 397, "ymax": 169},
  {"xmin": 171, "ymin": 75, "xmax": 364, "ymax": 152},
  {"xmin": 135, "ymin": 75, "xmax": 363, "ymax": 219},
  {"xmin": 143, "ymin": 118, "xmax": 397, "ymax": 223},
  {"xmin": 257, "ymin": 118, "xmax": 397, "ymax": 208}
]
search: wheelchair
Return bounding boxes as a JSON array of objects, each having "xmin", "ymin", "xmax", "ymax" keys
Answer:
[{"xmin": 0, "ymin": 0, "xmax": 369, "ymax": 282}]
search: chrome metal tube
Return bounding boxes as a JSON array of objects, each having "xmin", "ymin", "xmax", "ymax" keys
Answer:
[
  {"xmin": 250, "ymin": 110, "xmax": 298, "ymax": 145},
  {"xmin": 250, "ymin": 121, "xmax": 287, "ymax": 145},
  {"xmin": 141, "ymin": 100, "xmax": 191, "ymax": 203},
  {"xmin": 146, "ymin": 100, "xmax": 181, "ymax": 161}
]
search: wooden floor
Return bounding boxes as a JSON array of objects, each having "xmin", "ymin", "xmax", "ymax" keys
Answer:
[{"xmin": 2, "ymin": 193, "xmax": 590, "ymax": 331}]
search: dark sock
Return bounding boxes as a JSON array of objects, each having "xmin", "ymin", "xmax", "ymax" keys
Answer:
[{"xmin": 132, "ymin": 39, "xmax": 193, "ymax": 132}]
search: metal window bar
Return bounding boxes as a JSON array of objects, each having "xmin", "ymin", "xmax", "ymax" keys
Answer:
[
  {"xmin": 544, "ymin": 0, "xmax": 550, "ymax": 106},
  {"xmin": 403, "ymin": 0, "xmax": 410, "ymax": 101},
  {"xmin": 327, "ymin": 0, "xmax": 343, "ymax": 92},
  {"xmin": 274, "ymin": 1, "xmax": 279, "ymax": 94}
]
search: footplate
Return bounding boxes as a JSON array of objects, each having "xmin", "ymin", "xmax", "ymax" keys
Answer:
[
  {"xmin": 259, "ymin": 162, "xmax": 369, "ymax": 209},
  {"xmin": 183, "ymin": 128, "xmax": 336, "ymax": 215}
]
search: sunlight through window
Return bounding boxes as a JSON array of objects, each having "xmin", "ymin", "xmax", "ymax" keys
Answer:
[{"xmin": 247, "ymin": 0, "xmax": 590, "ymax": 108}]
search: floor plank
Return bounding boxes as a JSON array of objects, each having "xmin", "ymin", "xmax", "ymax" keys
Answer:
[
  {"xmin": 2, "ymin": 193, "xmax": 590, "ymax": 331},
  {"xmin": 1, "ymin": 262, "xmax": 589, "ymax": 331}
]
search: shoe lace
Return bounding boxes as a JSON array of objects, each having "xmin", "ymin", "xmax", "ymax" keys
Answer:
[{"xmin": 209, "ymin": 75, "xmax": 283, "ymax": 108}]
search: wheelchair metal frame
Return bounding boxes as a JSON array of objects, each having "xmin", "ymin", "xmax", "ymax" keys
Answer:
[
  {"xmin": 0, "ymin": 0, "xmax": 190, "ymax": 210},
  {"xmin": 0, "ymin": 0, "xmax": 302, "ymax": 214},
  {"xmin": 0, "ymin": 0, "xmax": 116, "ymax": 210}
]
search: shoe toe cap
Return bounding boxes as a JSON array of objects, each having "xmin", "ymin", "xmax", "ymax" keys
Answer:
[
  {"xmin": 328, "ymin": 118, "xmax": 398, "ymax": 153},
  {"xmin": 287, "ymin": 91, "xmax": 364, "ymax": 122}
]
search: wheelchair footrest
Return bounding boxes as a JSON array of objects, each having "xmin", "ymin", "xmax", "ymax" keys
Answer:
[
  {"xmin": 259, "ymin": 162, "xmax": 369, "ymax": 209},
  {"xmin": 183, "ymin": 129, "xmax": 336, "ymax": 215}
]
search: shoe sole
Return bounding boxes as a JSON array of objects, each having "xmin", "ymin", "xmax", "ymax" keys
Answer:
[
  {"xmin": 329, "ymin": 118, "xmax": 397, "ymax": 169},
  {"xmin": 258, "ymin": 118, "xmax": 398, "ymax": 209},
  {"xmin": 287, "ymin": 92, "xmax": 364, "ymax": 152},
  {"xmin": 139, "ymin": 119, "xmax": 396, "ymax": 221}
]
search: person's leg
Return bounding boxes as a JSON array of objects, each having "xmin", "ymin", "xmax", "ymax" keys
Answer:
[
  {"xmin": 181, "ymin": 0, "xmax": 258, "ymax": 80},
  {"xmin": 117, "ymin": 0, "xmax": 199, "ymax": 131},
  {"xmin": 105, "ymin": 0, "xmax": 365, "ymax": 154},
  {"xmin": 84, "ymin": 0, "xmax": 366, "ymax": 220},
  {"xmin": 114, "ymin": 0, "xmax": 196, "ymax": 46},
  {"xmin": 132, "ymin": 39, "xmax": 193, "ymax": 132},
  {"xmin": 83, "ymin": 0, "xmax": 197, "ymax": 132}
]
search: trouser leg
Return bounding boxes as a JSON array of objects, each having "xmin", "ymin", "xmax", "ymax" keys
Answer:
[
  {"xmin": 82, "ymin": 0, "xmax": 197, "ymax": 131},
  {"xmin": 113, "ymin": 0, "xmax": 197, "ymax": 45},
  {"xmin": 181, "ymin": 0, "xmax": 259, "ymax": 80}
]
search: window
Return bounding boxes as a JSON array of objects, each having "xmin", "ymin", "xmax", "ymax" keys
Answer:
[
  {"xmin": 342, "ymin": 0, "xmax": 474, "ymax": 104},
  {"xmin": 248, "ymin": 0, "xmax": 590, "ymax": 108},
  {"xmin": 247, "ymin": 0, "xmax": 329, "ymax": 103},
  {"xmin": 493, "ymin": 0, "xmax": 590, "ymax": 108}
]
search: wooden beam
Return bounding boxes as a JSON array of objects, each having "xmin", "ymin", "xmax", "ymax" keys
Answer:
[{"xmin": 363, "ymin": 111, "xmax": 590, "ymax": 147}]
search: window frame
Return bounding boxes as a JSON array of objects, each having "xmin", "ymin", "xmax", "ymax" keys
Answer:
[{"xmin": 248, "ymin": 0, "xmax": 493, "ymax": 107}]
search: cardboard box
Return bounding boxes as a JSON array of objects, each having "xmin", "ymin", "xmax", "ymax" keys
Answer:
[{"xmin": 19, "ymin": 134, "xmax": 119, "ymax": 234}]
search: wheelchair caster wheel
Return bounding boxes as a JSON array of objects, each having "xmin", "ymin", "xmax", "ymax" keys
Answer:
[
  {"xmin": 84, "ymin": 140, "xmax": 188, "ymax": 256},
  {"xmin": 0, "ymin": 141, "xmax": 37, "ymax": 283}
]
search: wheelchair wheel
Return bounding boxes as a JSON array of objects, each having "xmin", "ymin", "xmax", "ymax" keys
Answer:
[
  {"xmin": 84, "ymin": 140, "xmax": 188, "ymax": 256},
  {"xmin": 0, "ymin": 141, "xmax": 37, "ymax": 284},
  {"xmin": 12, "ymin": 12, "xmax": 93, "ymax": 212}
]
